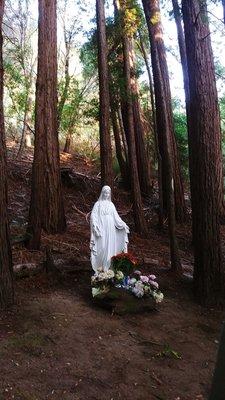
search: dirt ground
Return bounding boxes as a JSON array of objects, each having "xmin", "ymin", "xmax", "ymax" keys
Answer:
[{"xmin": 0, "ymin": 147, "xmax": 224, "ymax": 400}]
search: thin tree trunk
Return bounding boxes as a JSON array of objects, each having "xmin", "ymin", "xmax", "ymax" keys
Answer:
[
  {"xmin": 142, "ymin": 0, "xmax": 186, "ymax": 223},
  {"xmin": 26, "ymin": 0, "xmax": 66, "ymax": 250},
  {"xmin": 96, "ymin": 0, "xmax": 113, "ymax": 188},
  {"xmin": 182, "ymin": 0, "xmax": 225, "ymax": 305},
  {"xmin": 172, "ymin": 0, "xmax": 190, "ymax": 106},
  {"xmin": 117, "ymin": 107, "xmax": 129, "ymax": 165},
  {"xmin": 138, "ymin": 31, "xmax": 163, "ymax": 225},
  {"xmin": 58, "ymin": 36, "xmax": 70, "ymax": 124},
  {"xmin": 138, "ymin": 31, "xmax": 157, "ymax": 139},
  {"xmin": 0, "ymin": 0, "xmax": 14, "ymax": 308},
  {"xmin": 111, "ymin": 107, "xmax": 129, "ymax": 185},
  {"xmin": 130, "ymin": 40, "xmax": 152, "ymax": 197},
  {"xmin": 63, "ymin": 129, "xmax": 73, "ymax": 153}
]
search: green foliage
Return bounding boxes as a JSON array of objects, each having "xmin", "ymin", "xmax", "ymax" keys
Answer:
[
  {"xmin": 156, "ymin": 344, "xmax": 182, "ymax": 360},
  {"xmin": 172, "ymin": 99, "xmax": 189, "ymax": 179}
]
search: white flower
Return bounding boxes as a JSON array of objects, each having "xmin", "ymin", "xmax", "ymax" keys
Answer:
[
  {"xmin": 92, "ymin": 287, "xmax": 101, "ymax": 297},
  {"xmin": 106, "ymin": 270, "xmax": 114, "ymax": 279},
  {"xmin": 129, "ymin": 278, "xmax": 137, "ymax": 285},
  {"xmin": 153, "ymin": 291, "xmax": 164, "ymax": 303},
  {"xmin": 91, "ymin": 275, "xmax": 97, "ymax": 284},
  {"xmin": 115, "ymin": 271, "xmax": 124, "ymax": 281}
]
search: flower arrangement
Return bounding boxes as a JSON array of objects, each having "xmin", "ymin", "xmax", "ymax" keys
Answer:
[
  {"xmin": 124, "ymin": 271, "xmax": 164, "ymax": 303},
  {"xmin": 111, "ymin": 252, "xmax": 137, "ymax": 276},
  {"xmin": 91, "ymin": 254, "xmax": 164, "ymax": 305},
  {"xmin": 91, "ymin": 268, "xmax": 115, "ymax": 298}
]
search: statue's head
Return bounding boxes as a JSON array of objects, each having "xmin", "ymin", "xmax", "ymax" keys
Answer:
[{"xmin": 100, "ymin": 185, "xmax": 111, "ymax": 201}]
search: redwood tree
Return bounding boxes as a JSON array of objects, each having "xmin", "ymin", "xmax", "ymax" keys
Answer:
[
  {"xmin": 26, "ymin": 0, "xmax": 66, "ymax": 249},
  {"xmin": 117, "ymin": 0, "xmax": 148, "ymax": 234},
  {"xmin": 182, "ymin": 0, "xmax": 225, "ymax": 305},
  {"xmin": 142, "ymin": 0, "xmax": 181, "ymax": 271},
  {"xmin": 172, "ymin": 0, "xmax": 190, "ymax": 107},
  {"xmin": 0, "ymin": 0, "xmax": 14, "ymax": 308},
  {"xmin": 96, "ymin": 0, "xmax": 113, "ymax": 188},
  {"xmin": 142, "ymin": 0, "xmax": 186, "ymax": 223}
]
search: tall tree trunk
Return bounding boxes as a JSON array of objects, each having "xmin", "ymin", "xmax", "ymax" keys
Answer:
[
  {"xmin": 130, "ymin": 40, "xmax": 152, "ymax": 197},
  {"xmin": 172, "ymin": 0, "xmax": 190, "ymax": 108},
  {"xmin": 96, "ymin": 0, "xmax": 113, "ymax": 188},
  {"xmin": 111, "ymin": 107, "xmax": 129, "ymax": 185},
  {"xmin": 142, "ymin": 0, "xmax": 186, "ymax": 223},
  {"xmin": 117, "ymin": 0, "xmax": 148, "ymax": 235},
  {"xmin": 26, "ymin": 0, "xmax": 66, "ymax": 250},
  {"xmin": 138, "ymin": 31, "xmax": 163, "ymax": 224},
  {"xmin": 182, "ymin": 0, "xmax": 225, "ymax": 305},
  {"xmin": 108, "ymin": 66, "xmax": 129, "ymax": 186},
  {"xmin": 138, "ymin": 31, "xmax": 157, "ymax": 139},
  {"xmin": 142, "ymin": 0, "xmax": 181, "ymax": 271},
  {"xmin": 173, "ymin": 0, "xmax": 224, "ymax": 216},
  {"xmin": 58, "ymin": 18, "xmax": 71, "ymax": 125},
  {"xmin": 0, "ymin": 0, "xmax": 14, "ymax": 308}
]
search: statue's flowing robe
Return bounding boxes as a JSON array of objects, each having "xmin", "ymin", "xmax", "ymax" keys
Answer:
[{"xmin": 90, "ymin": 200, "xmax": 129, "ymax": 272}]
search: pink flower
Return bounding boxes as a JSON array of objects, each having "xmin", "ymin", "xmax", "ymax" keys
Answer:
[
  {"xmin": 149, "ymin": 280, "xmax": 159, "ymax": 289},
  {"xmin": 149, "ymin": 274, "xmax": 156, "ymax": 280},
  {"xmin": 140, "ymin": 275, "xmax": 149, "ymax": 283}
]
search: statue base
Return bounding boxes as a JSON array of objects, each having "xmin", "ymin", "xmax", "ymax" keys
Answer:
[{"xmin": 92, "ymin": 287, "xmax": 157, "ymax": 315}]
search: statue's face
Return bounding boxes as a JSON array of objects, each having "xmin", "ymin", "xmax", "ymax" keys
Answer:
[{"xmin": 102, "ymin": 188, "xmax": 110, "ymax": 200}]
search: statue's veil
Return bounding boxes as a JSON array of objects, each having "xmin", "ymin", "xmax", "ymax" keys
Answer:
[{"xmin": 98, "ymin": 185, "xmax": 112, "ymax": 201}]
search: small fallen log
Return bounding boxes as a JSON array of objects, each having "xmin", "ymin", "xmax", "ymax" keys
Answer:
[
  {"xmin": 13, "ymin": 263, "xmax": 43, "ymax": 279},
  {"xmin": 61, "ymin": 167, "xmax": 100, "ymax": 190}
]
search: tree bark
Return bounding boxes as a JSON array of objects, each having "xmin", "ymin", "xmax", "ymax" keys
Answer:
[
  {"xmin": 130, "ymin": 40, "xmax": 152, "ymax": 197},
  {"xmin": 138, "ymin": 31, "xmax": 163, "ymax": 224},
  {"xmin": 0, "ymin": 0, "xmax": 14, "ymax": 308},
  {"xmin": 111, "ymin": 110, "xmax": 129, "ymax": 185},
  {"xmin": 172, "ymin": 0, "xmax": 190, "ymax": 107},
  {"xmin": 117, "ymin": 0, "xmax": 148, "ymax": 235},
  {"xmin": 142, "ymin": 0, "xmax": 186, "ymax": 223},
  {"xmin": 182, "ymin": 0, "xmax": 225, "ymax": 305},
  {"xmin": 96, "ymin": 0, "xmax": 113, "ymax": 188},
  {"xmin": 63, "ymin": 130, "xmax": 73, "ymax": 153},
  {"xmin": 26, "ymin": 0, "xmax": 66, "ymax": 250},
  {"xmin": 142, "ymin": 0, "xmax": 181, "ymax": 271}
]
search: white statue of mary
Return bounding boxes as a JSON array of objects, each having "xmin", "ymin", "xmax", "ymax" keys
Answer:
[{"xmin": 90, "ymin": 186, "xmax": 129, "ymax": 272}]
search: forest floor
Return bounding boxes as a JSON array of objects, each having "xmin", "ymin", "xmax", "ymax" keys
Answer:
[{"xmin": 0, "ymin": 144, "xmax": 224, "ymax": 400}]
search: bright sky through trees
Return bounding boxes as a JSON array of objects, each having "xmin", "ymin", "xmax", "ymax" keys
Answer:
[{"xmin": 27, "ymin": 0, "xmax": 225, "ymax": 106}]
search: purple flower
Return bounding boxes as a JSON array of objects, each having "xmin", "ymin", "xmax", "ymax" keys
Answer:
[
  {"xmin": 140, "ymin": 275, "xmax": 149, "ymax": 283},
  {"xmin": 149, "ymin": 280, "xmax": 159, "ymax": 289},
  {"xmin": 149, "ymin": 274, "xmax": 156, "ymax": 280}
]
